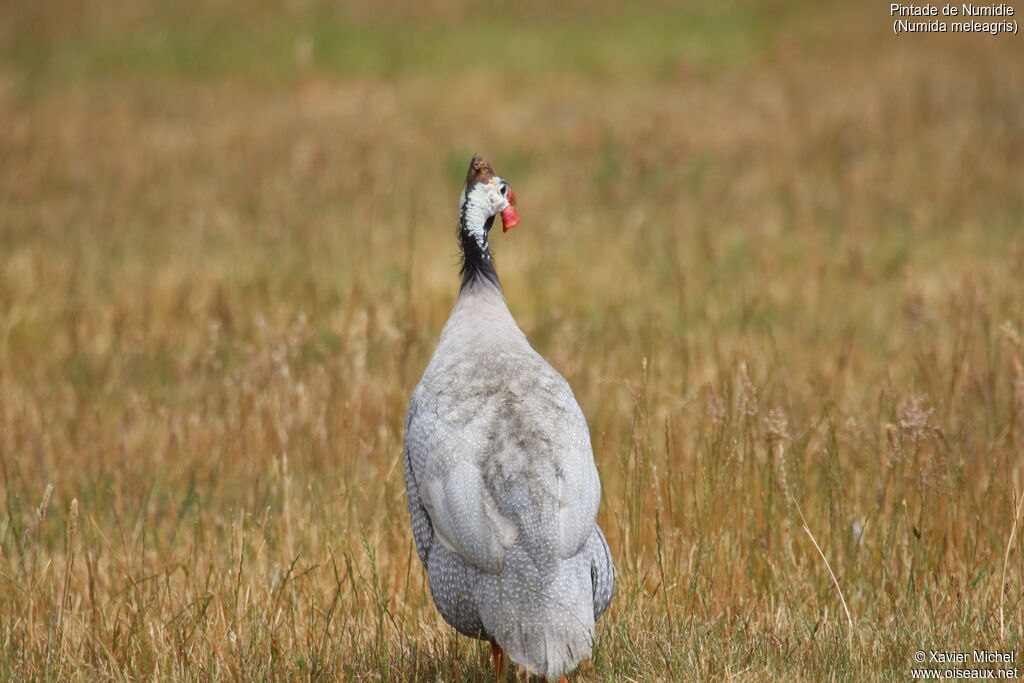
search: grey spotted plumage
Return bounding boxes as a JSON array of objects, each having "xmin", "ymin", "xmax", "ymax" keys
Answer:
[{"xmin": 403, "ymin": 157, "xmax": 614, "ymax": 680}]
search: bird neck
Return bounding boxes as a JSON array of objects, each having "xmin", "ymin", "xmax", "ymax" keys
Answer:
[{"xmin": 458, "ymin": 195, "xmax": 500, "ymax": 292}]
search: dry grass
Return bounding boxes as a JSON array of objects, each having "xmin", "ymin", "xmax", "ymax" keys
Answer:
[{"xmin": 1, "ymin": 0, "xmax": 1024, "ymax": 679}]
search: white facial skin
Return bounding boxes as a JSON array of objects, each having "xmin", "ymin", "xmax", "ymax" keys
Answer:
[{"xmin": 459, "ymin": 177, "xmax": 512, "ymax": 255}]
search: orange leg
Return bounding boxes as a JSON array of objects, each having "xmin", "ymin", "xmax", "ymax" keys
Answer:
[{"xmin": 490, "ymin": 641, "xmax": 508, "ymax": 680}]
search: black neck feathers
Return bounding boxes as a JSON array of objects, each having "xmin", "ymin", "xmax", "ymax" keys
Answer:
[{"xmin": 459, "ymin": 215, "xmax": 500, "ymax": 292}]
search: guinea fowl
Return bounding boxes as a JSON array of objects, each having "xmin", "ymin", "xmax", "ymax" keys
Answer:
[{"xmin": 403, "ymin": 156, "xmax": 614, "ymax": 681}]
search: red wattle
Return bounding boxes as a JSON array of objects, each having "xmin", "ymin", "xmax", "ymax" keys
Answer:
[{"xmin": 500, "ymin": 205, "xmax": 519, "ymax": 232}]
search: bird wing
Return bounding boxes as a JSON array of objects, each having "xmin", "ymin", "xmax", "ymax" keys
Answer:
[
  {"xmin": 589, "ymin": 525, "xmax": 616, "ymax": 620},
  {"xmin": 405, "ymin": 352, "xmax": 601, "ymax": 575},
  {"xmin": 403, "ymin": 396, "xmax": 434, "ymax": 567}
]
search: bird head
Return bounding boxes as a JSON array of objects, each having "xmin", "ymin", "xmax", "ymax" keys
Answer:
[{"xmin": 462, "ymin": 156, "xmax": 519, "ymax": 233}]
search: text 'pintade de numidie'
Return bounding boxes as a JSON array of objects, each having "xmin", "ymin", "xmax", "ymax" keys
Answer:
[{"xmin": 890, "ymin": 4, "xmax": 1019, "ymax": 34}]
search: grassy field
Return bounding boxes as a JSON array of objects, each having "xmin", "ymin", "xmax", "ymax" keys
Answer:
[{"xmin": 2, "ymin": 0, "xmax": 1024, "ymax": 679}]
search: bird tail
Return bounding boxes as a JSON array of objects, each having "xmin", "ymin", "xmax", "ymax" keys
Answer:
[{"xmin": 473, "ymin": 553, "xmax": 595, "ymax": 681}]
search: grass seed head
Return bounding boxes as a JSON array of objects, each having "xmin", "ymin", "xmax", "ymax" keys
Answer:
[
  {"xmin": 68, "ymin": 499, "xmax": 79, "ymax": 540},
  {"xmin": 898, "ymin": 394, "xmax": 940, "ymax": 443},
  {"xmin": 36, "ymin": 484, "xmax": 53, "ymax": 528},
  {"xmin": 765, "ymin": 406, "xmax": 792, "ymax": 443},
  {"xmin": 737, "ymin": 362, "xmax": 758, "ymax": 418}
]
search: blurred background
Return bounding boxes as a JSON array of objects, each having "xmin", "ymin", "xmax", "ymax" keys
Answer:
[{"xmin": 1, "ymin": 0, "xmax": 1024, "ymax": 679}]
